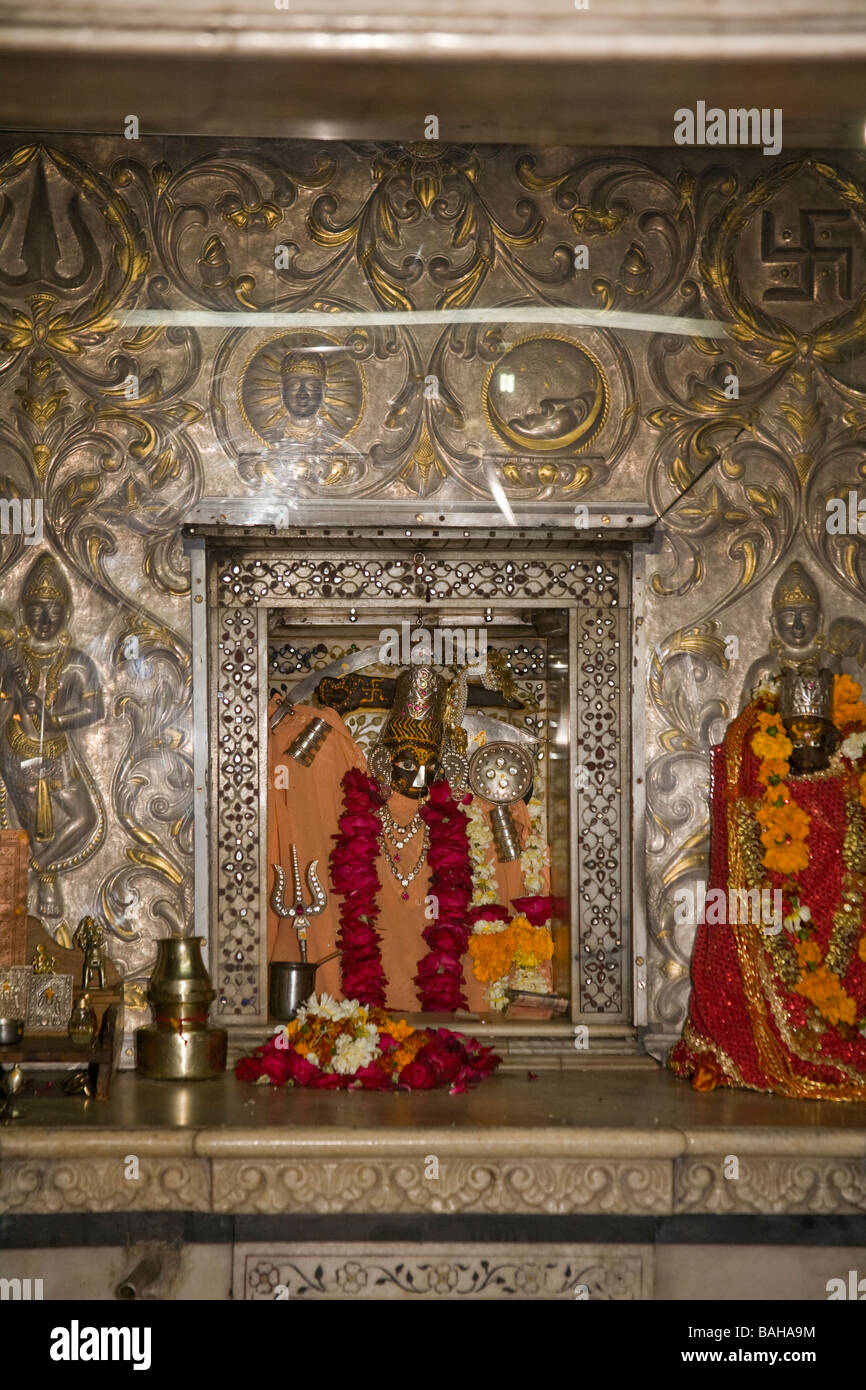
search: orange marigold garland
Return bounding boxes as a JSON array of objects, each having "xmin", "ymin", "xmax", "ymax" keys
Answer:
[
  {"xmin": 749, "ymin": 678, "xmax": 866, "ymax": 1032},
  {"xmin": 750, "ymin": 709, "xmax": 810, "ymax": 874},
  {"xmin": 468, "ymin": 912, "xmax": 554, "ymax": 984},
  {"xmin": 691, "ymin": 1053, "xmax": 724, "ymax": 1093},
  {"xmin": 833, "ymin": 673, "xmax": 866, "ymax": 732},
  {"xmin": 467, "ymin": 895, "xmax": 554, "ymax": 1011}
]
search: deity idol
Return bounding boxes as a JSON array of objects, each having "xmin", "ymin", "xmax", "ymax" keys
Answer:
[
  {"xmin": 268, "ymin": 656, "xmax": 552, "ymax": 1014},
  {"xmin": 671, "ymin": 657, "xmax": 866, "ymax": 1099},
  {"xmin": 0, "ymin": 555, "xmax": 105, "ymax": 916}
]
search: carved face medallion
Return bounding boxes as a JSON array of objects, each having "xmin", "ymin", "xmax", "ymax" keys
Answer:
[
  {"xmin": 482, "ymin": 337, "xmax": 609, "ymax": 453},
  {"xmin": 238, "ymin": 331, "xmax": 365, "ymax": 448}
]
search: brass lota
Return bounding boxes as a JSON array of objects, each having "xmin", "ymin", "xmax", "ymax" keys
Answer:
[{"xmin": 136, "ymin": 936, "xmax": 227, "ymax": 1080}]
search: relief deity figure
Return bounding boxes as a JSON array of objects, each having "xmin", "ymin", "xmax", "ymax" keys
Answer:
[
  {"xmin": 0, "ymin": 555, "xmax": 105, "ymax": 917},
  {"xmin": 738, "ymin": 562, "xmax": 832, "ymax": 710}
]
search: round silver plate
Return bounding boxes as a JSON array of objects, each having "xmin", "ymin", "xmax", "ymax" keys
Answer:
[{"xmin": 467, "ymin": 741, "xmax": 534, "ymax": 804}]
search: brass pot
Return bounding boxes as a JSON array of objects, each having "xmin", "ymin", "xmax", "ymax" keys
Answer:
[
  {"xmin": 136, "ymin": 1024, "xmax": 227, "ymax": 1081},
  {"xmin": 136, "ymin": 935, "xmax": 227, "ymax": 1081},
  {"xmin": 147, "ymin": 935, "xmax": 216, "ymax": 1011}
]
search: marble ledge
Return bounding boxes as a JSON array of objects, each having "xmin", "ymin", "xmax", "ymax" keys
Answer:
[
  {"xmin": 0, "ymin": 1124, "xmax": 689, "ymax": 1161},
  {"xmin": 3, "ymin": 1071, "xmax": 866, "ymax": 1164},
  {"xmin": 4, "ymin": 1126, "xmax": 866, "ymax": 1163},
  {"xmin": 3, "ymin": 1068, "xmax": 866, "ymax": 1214},
  {"xmin": 678, "ymin": 1126, "xmax": 866, "ymax": 1157}
]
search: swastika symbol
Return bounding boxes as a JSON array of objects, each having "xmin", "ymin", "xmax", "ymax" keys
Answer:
[{"xmin": 760, "ymin": 208, "xmax": 853, "ymax": 302}]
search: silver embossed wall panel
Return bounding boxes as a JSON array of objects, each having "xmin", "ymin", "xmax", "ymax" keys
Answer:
[{"xmin": 0, "ymin": 133, "xmax": 863, "ymax": 1043}]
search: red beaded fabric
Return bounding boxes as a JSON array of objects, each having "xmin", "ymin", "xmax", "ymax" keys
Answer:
[{"xmin": 669, "ymin": 701, "xmax": 866, "ymax": 1099}]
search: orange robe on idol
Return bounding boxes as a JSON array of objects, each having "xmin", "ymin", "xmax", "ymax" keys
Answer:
[{"xmin": 267, "ymin": 700, "xmax": 540, "ymax": 1012}]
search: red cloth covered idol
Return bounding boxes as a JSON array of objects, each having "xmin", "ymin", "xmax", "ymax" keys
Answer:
[{"xmin": 670, "ymin": 679, "xmax": 866, "ymax": 1101}]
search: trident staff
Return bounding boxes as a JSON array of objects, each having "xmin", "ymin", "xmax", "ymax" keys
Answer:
[{"xmin": 270, "ymin": 843, "xmax": 327, "ymax": 964}]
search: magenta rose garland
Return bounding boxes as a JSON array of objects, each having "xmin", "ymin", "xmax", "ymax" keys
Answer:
[
  {"xmin": 330, "ymin": 767, "xmax": 388, "ymax": 1005},
  {"xmin": 511, "ymin": 894, "xmax": 554, "ymax": 927},
  {"xmin": 415, "ymin": 780, "xmax": 474, "ymax": 1012},
  {"xmin": 330, "ymin": 771, "xmax": 474, "ymax": 1010}
]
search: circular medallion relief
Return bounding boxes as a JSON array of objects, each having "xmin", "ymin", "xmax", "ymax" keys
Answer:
[
  {"xmin": 238, "ymin": 331, "xmax": 366, "ymax": 449},
  {"xmin": 482, "ymin": 336, "xmax": 609, "ymax": 454}
]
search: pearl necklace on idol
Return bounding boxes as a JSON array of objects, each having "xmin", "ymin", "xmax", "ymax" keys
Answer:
[
  {"xmin": 378, "ymin": 802, "xmax": 423, "ymax": 847},
  {"xmin": 377, "ymin": 802, "xmax": 430, "ymax": 897}
]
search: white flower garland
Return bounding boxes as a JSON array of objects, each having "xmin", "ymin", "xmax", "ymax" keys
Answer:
[
  {"xmin": 521, "ymin": 794, "xmax": 549, "ymax": 895},
  {"xmin": 288, "ymin": 994, "xmax": 381, "ymax": 1075},
  {"xmin": 842, "ymin": 729, "xmax": 866, "ymax": 762},
  {"xmin": 466, "ymin": 794, "xmax": 550, "ymax": 908},
  {"xmin": 466, "ymin": 798, "xmax": 500, "ymax": 910},
  {"xmin": 466, "ymin": 794, "xmax": 552, "ymax": 1010}
]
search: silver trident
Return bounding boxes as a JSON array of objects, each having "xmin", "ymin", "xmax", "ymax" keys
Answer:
[{"xmin": 270, "ymin": 844, "xmax": 328, "ymax": 963}]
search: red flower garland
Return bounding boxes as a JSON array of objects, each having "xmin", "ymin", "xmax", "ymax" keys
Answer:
[
  {"xmin": 330, "ymin": 771, "xmax": 474, "ymax": 1011},
  {"xmin": 236, "ymin": 1015, "xmax": 500, "ymax": 1093},
  {"xmin": 330, "ymin": 768, "xmax": 388, "ymax": 1005},
  {"xmin": 415, "ymin": 781, "xmax": 474, "ymax": 1012}
]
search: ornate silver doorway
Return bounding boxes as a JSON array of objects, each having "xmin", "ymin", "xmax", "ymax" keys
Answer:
[{"xmin": 185, "ymin": 500, "xmax": 653, "ymax": 1061}]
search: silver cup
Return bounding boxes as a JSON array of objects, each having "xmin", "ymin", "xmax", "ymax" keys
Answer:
[
  {"xmin": 269, "ymin": 950, "xmax": 341, "ymax": 1021},
  {"xmin": 268, "ymin": 962, "xmax": 318, "ymax": 1022}
]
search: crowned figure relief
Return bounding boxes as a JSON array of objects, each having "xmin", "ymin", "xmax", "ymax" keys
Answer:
[
  {"xmin": 0, "ymin": 554, "xmax": 106, "ymax": 917},
  {"xmin": 672, "ymin": 612, "xmax": 866, "ymax": 1097},
  {"xmin": 238, "ymin": 334, "xmax": 365, "ymax": 459},
  {"xmin": 738, "ymin": 562, "xmax": 831, "ymax": 710},
  {"xmin": 267, "ymin": 650, "xmax": 552, "ymax": 1014}
]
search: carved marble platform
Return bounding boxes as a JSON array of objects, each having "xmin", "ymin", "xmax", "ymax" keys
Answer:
[{"xmin": 3, "ymin": 1067, "xmax": 866, "ymax": 1219}]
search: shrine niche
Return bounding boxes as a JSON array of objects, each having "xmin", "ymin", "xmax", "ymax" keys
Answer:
[{"xmin": 186, "ymin": 509, "xmax": 647, "ymax": 1058}]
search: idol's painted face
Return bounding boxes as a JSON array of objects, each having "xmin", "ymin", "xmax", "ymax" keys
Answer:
[
  {"xmin": 282, "ymin": 373, "xmax": 324, "ymax": 421},
  {"xmin": 774, "ymin": 604, "xmax": 818, "ymax": 649},
  {"xmin": 785, "ymin": 716, "xmax": 838, "ymax": 774},
  {"xmin": 390, "ymin": 745, "xmax": 439, "ymax": 799},
  {"xmin": 23, "ymin": 598, "xmax": 65, "ymax": 641}
]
